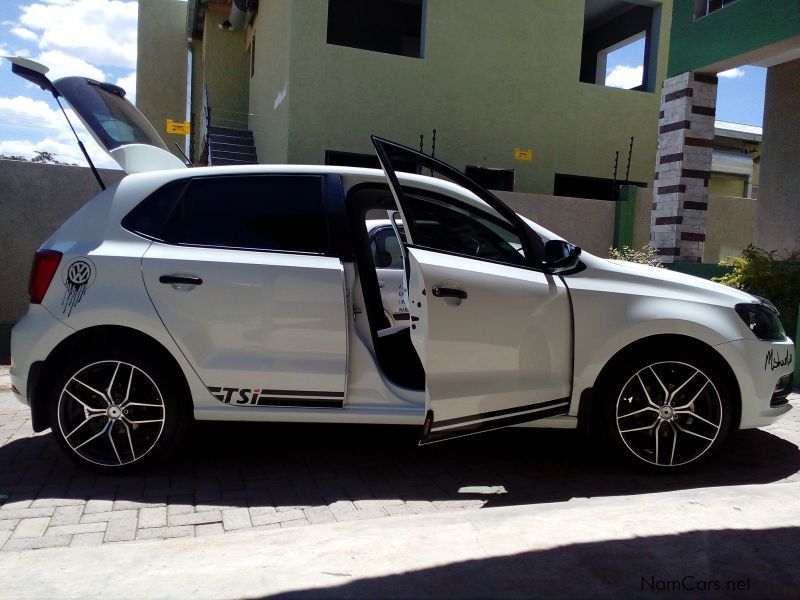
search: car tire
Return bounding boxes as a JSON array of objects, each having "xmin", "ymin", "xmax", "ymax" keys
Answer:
[
  {"xmin": 48, "ymin": 347, "xmax": 188, "ymax": 472},
  {"xmin": 599, "ymin": 346, "xmax": 734, "ymax": 470}
]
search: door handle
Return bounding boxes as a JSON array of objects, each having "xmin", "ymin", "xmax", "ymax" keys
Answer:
[
  {"xmin": 159, "ymin": 275, "xmax": 203, "ymax": 286},
  {"xmin": 432, "ymin": 286, "xmax": 467, "ymax": 299}
]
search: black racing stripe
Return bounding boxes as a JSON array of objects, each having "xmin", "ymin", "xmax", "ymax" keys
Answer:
[
  {"xmin": 255, "ymin": 389, "xmax": 344, "ymax": 398},
  {"xmin": 423, "ymin": 404, "xmax": 569, "ymax": 444},
  {"xmin": 432, "ymin": 397, "xmax": 571, "ymax": 429},
  {"xmin": 254, "ymin": 397, "xmax": 344, "ymax": 408}
]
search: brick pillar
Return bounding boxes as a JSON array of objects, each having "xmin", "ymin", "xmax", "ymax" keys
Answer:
[{"xmin": 652, "ymin": 72, "xmax": 718, "ymax": 263}]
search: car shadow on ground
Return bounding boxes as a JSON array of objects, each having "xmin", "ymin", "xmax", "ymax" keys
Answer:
[
  {"xmin": 269, "ymin": 527, "xmax": 800, "ymax": 598},
  {"xmin": 1, "ymin": 420, "xmax": 798, "ymax": 509}
]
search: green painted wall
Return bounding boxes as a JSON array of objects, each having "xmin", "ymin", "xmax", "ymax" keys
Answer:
[
  {"xmin": 136, "ymin": 0, "xmax": 189, "ymax": 160},
  {"xmin": 245, "ymin": 0, "xmax": 671, "ymax": 194},
  {"xmin": 669, "ymin": 0, "xmax": 800, "ymax": 76},
  {"xmin": 201, "ymin": 10, "xmax": 251, "ymax": 130},
  {"xmin": 248, "ymin": 0, "xmax": 292, "ymax": 163}
]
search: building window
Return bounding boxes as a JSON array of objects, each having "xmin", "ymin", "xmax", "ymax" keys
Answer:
[
  {"xmin": 579, "ymin": 1, "xmax": 658, "ymax": 93},
  {"xmin": 326, "ymin": 0, "xmax": 425, "ymax": 58},
  {"xmin": 464, "ymin": 166, "xmax": 515, "ymax": 192},
  {"xmin": 694, "ymin": 0, "xmax": 739, "ymax": 19}
]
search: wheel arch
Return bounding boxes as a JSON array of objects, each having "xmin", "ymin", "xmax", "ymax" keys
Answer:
[
  {"xmin": 30, "ymin": 325, "xmax": 192, "ymax": 433},
  {"xmin": 585, "ymin": 334, "xmax": 742, "ymax": 431}
]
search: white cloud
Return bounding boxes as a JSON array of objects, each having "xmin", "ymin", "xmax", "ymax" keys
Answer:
[
  {"xmin": 35, "ymin": 50, "xmax": 106, "ymax": 81},
  {"xmin": 18, "ymin": 0, "xmax": 138, "ymax": 70},
  {"xmin": 115, "ymin": 71, "xmax": 136, "ymax": 104},
  {"xmin": 605, "ymin": 65, "xmax": 644, "ymax": 90},
  {"xmin": 0, "ymin": 95, "xmax": 117, "ymax": 168},
  {"xmin": 718, "ymin": 67, "xmax": 746, "ymax": 79},
  {"xmin": 11, "ymin": 27, "xmax": 38, "ymax": 41}
]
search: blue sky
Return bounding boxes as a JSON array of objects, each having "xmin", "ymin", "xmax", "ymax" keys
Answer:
[
  {"xmin": 606, "ymin": 37, "xmax": 766, "ymax": 126},
  {"xmin": 0, "ymin": 0, "xmax": 139, "ymax": 167},
  {"xmin": 0, "ymin": 1, "xmax": 767, "ymax": 167}
]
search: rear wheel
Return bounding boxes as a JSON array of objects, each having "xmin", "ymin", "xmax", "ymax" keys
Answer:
[
  {"xmin": 49, "ymin": 349, "xmax": 187, "ymax": 471},
  {"xmin": 601, "ymin": 349, "xmax": 734, "ymax": 469}
]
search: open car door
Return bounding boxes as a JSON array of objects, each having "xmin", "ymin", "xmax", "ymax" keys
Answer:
[{"xmin": 371, "ymin": 136, "xmax": 573, "ymax": 444}]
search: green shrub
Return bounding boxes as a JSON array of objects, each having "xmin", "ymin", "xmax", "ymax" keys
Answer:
[
  {"xmin": 608, "ymin": 245, "xmax": 664, "ymax": 268},
  {"xmin": 714, "ymin": 244, "xmax": 800, "ymax": 337}
]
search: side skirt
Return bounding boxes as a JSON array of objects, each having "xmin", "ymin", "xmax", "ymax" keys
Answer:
[{"xmin": 420, "ymin": 398, "xmax": 571, "ymax": 445}]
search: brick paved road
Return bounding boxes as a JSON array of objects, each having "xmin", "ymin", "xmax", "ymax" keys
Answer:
[{"xmin": 1, "ymin": 366, "xmax": 799, "ymax": 552}]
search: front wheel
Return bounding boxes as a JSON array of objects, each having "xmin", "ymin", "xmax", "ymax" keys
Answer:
[
  {"xmin": 49, "ymin": 349, "xmax": 187, "ymax": 471},
  {"xmin": 601, "ymin": 351, "xmax": 734, "ymax": 469}
]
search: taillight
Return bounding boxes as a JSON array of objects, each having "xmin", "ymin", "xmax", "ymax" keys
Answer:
[{"xmin": 28, "ymin": 250, "xmax": 62, "ymax": 304}]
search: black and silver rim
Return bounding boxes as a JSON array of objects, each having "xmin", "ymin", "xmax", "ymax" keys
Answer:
[
  {"xmin": 615, "ymin": 361, "xmax": 723, "ymax": 467},
  {"xmin": 57, "ymin": 361, "xmax": 166, "ymax": 467}
]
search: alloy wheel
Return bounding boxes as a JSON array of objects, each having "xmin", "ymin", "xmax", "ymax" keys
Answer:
[
  {"xmin": 615, "ymin": 361, "xmax": 723, "ymax": 467},
  {"xmin": 56, "ymin": 360, "xmax": 166, "ymax": 467}
]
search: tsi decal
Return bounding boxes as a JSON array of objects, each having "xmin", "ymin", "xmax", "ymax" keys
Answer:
[
  {"xmin": 207, "ymin": 386, "xmax": 344, "ymax": 407},
  {"xmin": 765, "ymin": 348, "xmax": 792, "ymax": 371},
  {"xmin": 61, "ymin": 257, "xmax": 96, "ymax": 316}
]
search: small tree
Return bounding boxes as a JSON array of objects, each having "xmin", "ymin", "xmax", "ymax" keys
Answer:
[
  {"xmin": 714, "ymin": 244, "xmax": 800, "ymax": 337},
  {"xmin": 0, "ymin": 151, "xmax": 76, "ymax": 165},
  {"xmin": 608, "ymin": 244, "xmax": 664, "ymax": 268}
]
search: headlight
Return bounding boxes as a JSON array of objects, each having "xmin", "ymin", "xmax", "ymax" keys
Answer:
[{"xmin": 735, "ymin": 301, "xmax": 786, "ymax": 341}]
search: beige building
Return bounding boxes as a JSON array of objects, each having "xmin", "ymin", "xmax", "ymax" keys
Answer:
[{"xmin": 138, "ymin": 0, "xmax": 674, "ymax": 196}]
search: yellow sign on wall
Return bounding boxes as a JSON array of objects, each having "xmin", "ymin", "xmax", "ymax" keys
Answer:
[
  {"xmin": 514, "ymin": 148, "xmax": 533, "ymax": 161},
  {"xmin": 166, "ymin": 119, "xmax": 191, "ymax": 135}
]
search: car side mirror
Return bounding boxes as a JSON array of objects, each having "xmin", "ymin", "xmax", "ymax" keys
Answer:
[{"xmin": 545, "ymin": 239, "xmax": 582, "ymax": 273}]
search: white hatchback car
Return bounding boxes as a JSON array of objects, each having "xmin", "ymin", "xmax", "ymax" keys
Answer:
[{"xmin": 8, "ymin": 62, "xmax": 794, "ymax": 472}]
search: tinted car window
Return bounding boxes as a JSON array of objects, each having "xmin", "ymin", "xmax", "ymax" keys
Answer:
[
  {"xmin": 405, "ymin": 195, "xmax": 526, "ymax": 266},
  {"xmin": 121, "ymin": 180, "xmax": 185, "ymax": 241},
  {"xmin": 172, "ymin": 175, "xmax": 326, "ymax": 253}
]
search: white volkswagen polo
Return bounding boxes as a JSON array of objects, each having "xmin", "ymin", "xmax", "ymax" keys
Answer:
[{"xmin": 7, "ymin": 59, "xmax": 794, "ymax": 471}]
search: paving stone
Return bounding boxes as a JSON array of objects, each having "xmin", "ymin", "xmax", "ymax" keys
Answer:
[
  {"xmin": 81, "ymin": 509, "xmax": 138, "ymax": 524},
  {"xmin": 169, "ymin": 511, "xmax": 222, "ymax": 527},
  {"xmin": 104, "ymin": 513, "xmax": 137, "ymax": 543},
  {"xmin": 83, "ymin": 499, "xmax": 114, "ymax": 514},
  {"xmin": 222, "ymin": 508, "xmax": 252, "ymax": 531},
  {"xmin": 50, "ymin": 505, "xmax": 84, "ymax": 526},
  {"xmin": 280, "ymin": 519, "xmax": 309, "ymax": 528},
  {"xmin": 70, "ymin": 532, "xmax": 105, "ymax": 547},
  {"xmin": 46, "ymin": 522, "xmax": 106, "ymax": 537},
  {"xmin": 138, "ymin": 507, "xmax": 167, "ymax": 529},
  {"xmin": 251, "ymin": 508, "xmax": 304, "ymax": 527},
  {"xmin": 135, "ymin": 526, "xmax": 194, "ymax": 540},
  {"xmin": 302, "ymin": 505, "xmax": 336, "ymax": 525},
  {"xmin": 12, "ymin": 517, "xmax": 50, "ymax": 538},
  {"xmin": 3, "ymin": 535, "xmax": 71, "ymax": 551},
  {"xmin": 29, "ymin": 497, "xmax": 85, "ymax": 508},
  {"xmin": 196, "ymin": 523, "xmax": 224, "ymax": 537},
  {"xmin": 0, "ymin": 519, "xmax": 20, "ymax": 531},
  {"xmin": 0, "ymin": 507, "xmax": 55, "ymax": 520}
]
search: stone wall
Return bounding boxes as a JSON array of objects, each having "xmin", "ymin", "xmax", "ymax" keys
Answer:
[{"xmin": 0, "ymin": 161, "xmax": 125, "ymax": 354}]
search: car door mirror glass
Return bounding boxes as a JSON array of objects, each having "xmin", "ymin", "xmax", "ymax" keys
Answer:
[{"xmin": 545, "ymin": 239, "xmax": 582, "ymax": 272}]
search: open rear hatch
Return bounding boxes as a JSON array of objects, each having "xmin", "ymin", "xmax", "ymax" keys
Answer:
[{"xmin": 5, "ymin": 56, "xmax": 186, "ymax": 174}]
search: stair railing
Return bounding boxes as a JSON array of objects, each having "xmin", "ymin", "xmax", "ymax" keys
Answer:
[{"xmin": 200, "ymin": 85, "xmax": 211, "ymax": 166}]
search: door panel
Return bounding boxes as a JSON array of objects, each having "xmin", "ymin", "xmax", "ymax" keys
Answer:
[
  {"xmin": 407, "ymin": 248, "xmax": 572, "ymax": 441},
  {"xmin": 370, "ymin": 136, "xmax": 572, "ymax": 442},
  {"xmin": 142, "ymin": 243, "xmax": 348, "ymax": 406}
]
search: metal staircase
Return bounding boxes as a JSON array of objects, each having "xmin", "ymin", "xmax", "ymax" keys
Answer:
[{"xmin": 207, "ymin": 125, "xmax": 258, "ymax": 166}]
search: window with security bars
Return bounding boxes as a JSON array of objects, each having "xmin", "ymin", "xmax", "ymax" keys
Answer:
[{"xmin": 694, "ymin": 0, "xmax": 740, "ymax": 19}]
